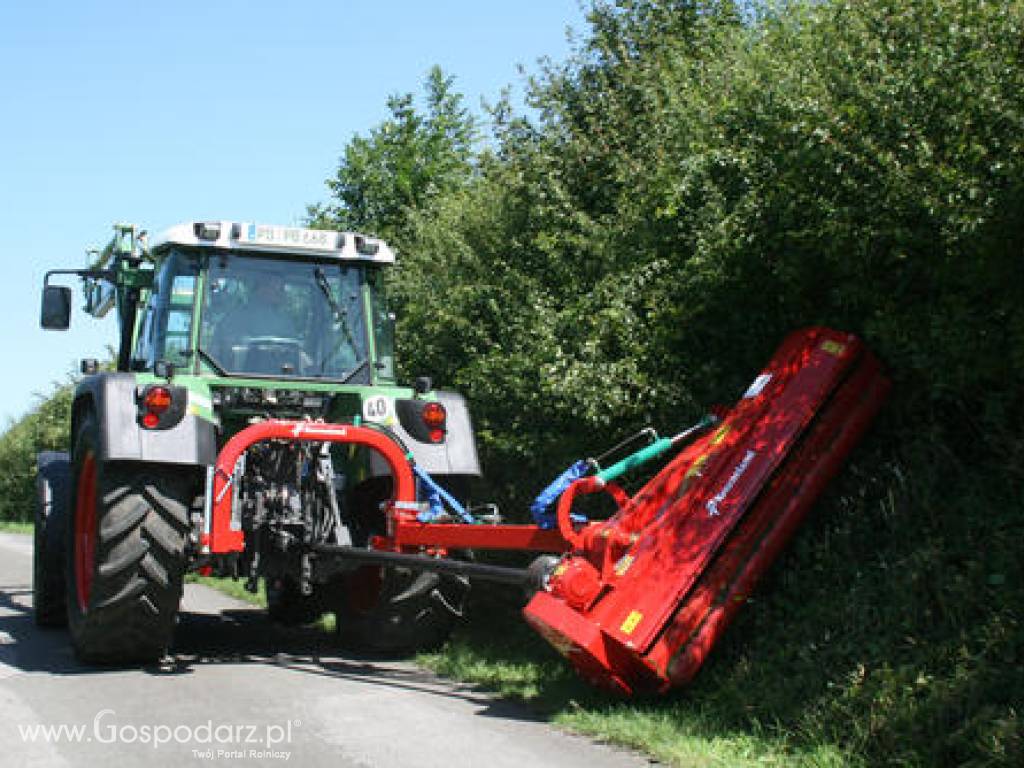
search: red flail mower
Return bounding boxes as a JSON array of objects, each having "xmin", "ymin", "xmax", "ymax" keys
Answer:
[{"xmin": 206, "ymin": 327, "xmax": 889, "ymax": 696}]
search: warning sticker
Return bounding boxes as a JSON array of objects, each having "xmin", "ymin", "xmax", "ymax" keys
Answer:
[
  {"xmin": 613, "ymin": 555, "xmax": 635, "ymax": 577},
  {"xmin": 684, "ymin": 454, "xmax": 710, "ymax": 482},
  {"xmin": 620, "ymin": 610, "xmax": 643, "ymax": 635},
  {"xmin": 820, "ymin": 340, "xmax": 846, "ymax": 357},
  {"xmin": 711, "ymin": 424, "xmax": 732, "ymax": 446}
]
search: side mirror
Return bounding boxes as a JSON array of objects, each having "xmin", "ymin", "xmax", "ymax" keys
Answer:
[{"xmin": 40, "ymin": 285, "xmax": 72, "ymax": 330}]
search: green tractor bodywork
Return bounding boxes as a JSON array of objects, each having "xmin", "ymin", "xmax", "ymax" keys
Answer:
[{"xmin": 36, "ymin": 221, "xmax": 480, "ymax": 661}]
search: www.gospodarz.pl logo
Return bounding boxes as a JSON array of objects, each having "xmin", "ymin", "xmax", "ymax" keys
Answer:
[{"xmin": 18, "ymin": 709, "xmax": 299, "ymax": 760}]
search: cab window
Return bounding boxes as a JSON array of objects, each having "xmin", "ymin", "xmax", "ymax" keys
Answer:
[
  {"xmin": 368, "ymin": 268, "xmax": 395, "ymax": 382},
  {"xmin": 151, "ymin": 252, "xmax": 198, "ymax": 368},
  {"xmin": 132, "ymin": 303, "xmax": 154, "ymax": 369},
  {"xmin": 198, "ymin": 253, "xmax": 370, "ymax": 380}
]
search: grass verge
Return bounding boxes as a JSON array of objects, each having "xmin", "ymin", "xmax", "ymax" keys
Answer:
[
  {"xmin": 416, "ymin": 585, "xmax": 848, "ymax": 767},
  {"xmin": 418, "ymin": 439, "xmax": 1022, "ymax": 767},
  {"xmin": 0, "ymin": 521, "xmax": 33, "ymax": 534}
]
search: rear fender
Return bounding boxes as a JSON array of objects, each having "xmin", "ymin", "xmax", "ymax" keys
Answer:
[
  {"xmin": 366, "ymin": 390, "xmax": 481, "ymax": 479},
  {"xmin": 73, "ymin": 373, "xmax": 216, "ymax": 466}
]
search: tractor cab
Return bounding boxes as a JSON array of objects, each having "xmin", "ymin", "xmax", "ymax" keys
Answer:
[{"xmin": 133, "ymin": 222, "xmax": 396, "ymax": 385}]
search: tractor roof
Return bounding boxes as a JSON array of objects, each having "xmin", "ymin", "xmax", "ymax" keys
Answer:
[{"xmin": 149, "ymin": 221, "xmax": 395, "ymax": 264}]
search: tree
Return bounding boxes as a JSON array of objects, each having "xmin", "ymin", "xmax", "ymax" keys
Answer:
[{"xmin": 308, "ymin": 66, "xmax": 478, "ymax": 244}]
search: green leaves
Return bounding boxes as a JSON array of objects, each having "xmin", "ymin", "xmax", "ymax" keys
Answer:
[
  {"xmin": 0, "ymin": 380, "xmax": 73, "ymax": 522},
  {"xmin": 309, "ymin": 65, "xmax": 478, "ymax": 244}
]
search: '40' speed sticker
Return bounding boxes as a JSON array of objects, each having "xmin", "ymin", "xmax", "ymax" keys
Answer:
[{"xmin": 362, "ymin": 395, "xmax": 393, "ymax": 424}]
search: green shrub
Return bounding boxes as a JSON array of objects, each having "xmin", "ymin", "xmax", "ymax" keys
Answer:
[{"xmin": 0, "ymin": 380, "xmax": 73, "ymax": 522}]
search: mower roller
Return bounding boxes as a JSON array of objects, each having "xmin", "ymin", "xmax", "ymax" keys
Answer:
[{"xmin": 204, "ymin": 326, "xmax": 889, "ymax": 696}]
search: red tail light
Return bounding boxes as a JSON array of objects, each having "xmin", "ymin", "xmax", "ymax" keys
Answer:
[
  {"xmin": 144, "ymin": 386, "xmax": 173, "ymax": 413},
  {"xmin": 141, "ymin": 386, "xmax": 173, "ymax": 429},
  {"xmin": 422, "ymin": 401, "xmax": 446, "ymax": 443}
]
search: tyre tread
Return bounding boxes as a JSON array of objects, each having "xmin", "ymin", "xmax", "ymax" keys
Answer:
[
  {"xmin": 67, "ymin": 416, "xmax": 195, "ymax": 664},
  {"xmin": 33, "ymin": 452, "xmax": 70, "ymax": 628}
]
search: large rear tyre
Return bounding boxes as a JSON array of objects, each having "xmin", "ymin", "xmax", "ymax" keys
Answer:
[
  {"xmin": 67, "ymin": 413, "xmax": 194, "ymax": 664},
  {"xmin": 334, "ymin": 476, "xmax": 469, "ymax": 655},
  {"xmin": 33, "ymin": 452, "xmax": 70, "ymax": 627}
]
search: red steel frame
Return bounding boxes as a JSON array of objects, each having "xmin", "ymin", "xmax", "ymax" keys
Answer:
[
  {"xmin": 205, "ymin": 419, "xmax": 570, "ymax": 555},
  {"xmin": 206, "ymin": 421, "xmax": 417, "ymax": 553}
]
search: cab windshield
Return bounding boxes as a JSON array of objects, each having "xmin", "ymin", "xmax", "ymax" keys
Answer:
[{"xmin": 199, "ymin": 254, "xmax": 369, "ymax": 380}]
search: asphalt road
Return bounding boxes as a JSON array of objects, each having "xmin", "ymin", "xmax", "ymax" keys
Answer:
[{"xmin": 0, "ymin": 533, "xmax": 650, "ymax": 767}]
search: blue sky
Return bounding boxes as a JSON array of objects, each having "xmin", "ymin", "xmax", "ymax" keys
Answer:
[{"xmin": 0, "ymin": 0, "xmax": 586, "ymax": 426}]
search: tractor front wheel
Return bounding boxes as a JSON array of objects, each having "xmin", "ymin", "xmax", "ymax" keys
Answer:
[{"xmin": 67, "ymin": 413, "xmax": 194, "ymax": 664}]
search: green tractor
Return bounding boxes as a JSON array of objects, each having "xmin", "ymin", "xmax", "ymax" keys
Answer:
[{"xmin": 36, "ymin": 221, "xmax": 481, "ymax": 662}]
